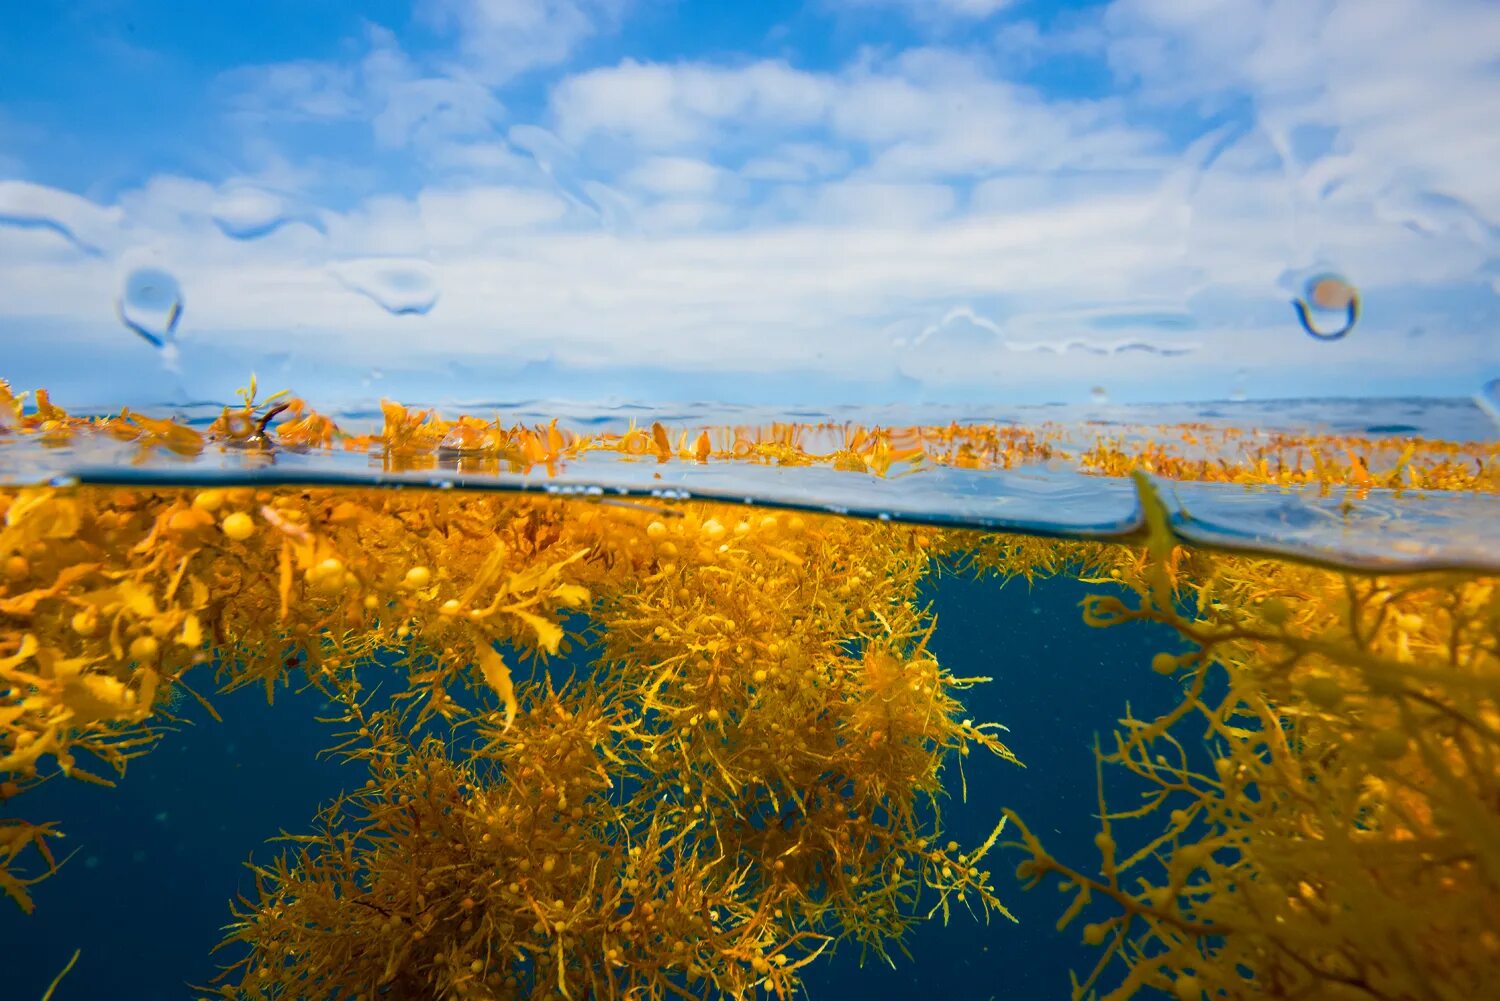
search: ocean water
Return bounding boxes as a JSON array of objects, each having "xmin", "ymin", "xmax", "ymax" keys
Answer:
[
  {"xmin": 1, "ymin": 394, "xmax": 1498, "ymax": 1001},
  {"xmin": 1, "ymin": 557, "xmax": 1179, "ymax": 1000}
]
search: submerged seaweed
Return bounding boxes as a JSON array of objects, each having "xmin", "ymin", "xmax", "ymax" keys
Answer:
[{"xmin": 2, "ymin": 380, "xmax": 1498, "ymax": 999}]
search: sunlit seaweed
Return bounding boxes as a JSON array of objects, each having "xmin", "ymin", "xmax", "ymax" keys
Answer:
[
  {"xmin": 4, "ymin": 378, "xmax": 1499, "ymax": 998},
  {"xmin": 999, "ymin": 478, "xmax": 1500, "ymax": 999},
  {"xmin": 2, "ymin": 472, "xmax": 1015, "ymax": 997},
  {"xmin": 4, "ymin": 375, "xmax": 1496, "ymax": 491}
]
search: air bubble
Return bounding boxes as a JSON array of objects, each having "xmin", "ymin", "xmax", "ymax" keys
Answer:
[
  {"xmin": 1292, "ymin": 273, "xmax": 1359, "ymax": 341},
  {"xmin": 212, "ymin": 186, "xmax": 296, "ymax": 240},
  {"xmin": 330, "ymin": 258, "xmax": 439, "ymax": 316},
  {"xmin": 1477, "ymin": 378, "xmax": 1500, "ymax": 429},
  {"xmin": 118, "ymin": 266, "xmax": 183, "ymax": 350}
]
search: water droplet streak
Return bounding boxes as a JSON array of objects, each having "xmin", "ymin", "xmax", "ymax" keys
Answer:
[
  {"xmin": 330, "ymin": 258, "xmax": 440, "ymax": 316},
  {"xmin": 211, "ymin": 186, "xmax": 304, "ymax": 241}
]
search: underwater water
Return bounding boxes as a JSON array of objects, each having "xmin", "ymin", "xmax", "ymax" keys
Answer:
[
  {"xmin": 1, "ymin": 551, "xmax": 1180, "ymax": 1000},
  {"xmin": 1, "ymin": 386, "xmax": 1498, "ymax": 1001}
]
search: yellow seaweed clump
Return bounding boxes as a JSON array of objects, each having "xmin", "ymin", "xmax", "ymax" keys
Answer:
[
  {"xmin": 1, "ymin": 481, "xmax": 1019, "ymax": 997},
  {"xmin": 1000, "ymin": 484, "xmax": 1500, "ymax": 1000}
]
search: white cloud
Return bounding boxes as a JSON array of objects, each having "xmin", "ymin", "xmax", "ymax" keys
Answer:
[
  {"xmin": 6, "ymin": 0, "xmax": 1500, "ymax": 405},
  {"xmin": 1103, "ymin": 0, "xmax": 1500, "ymax": 231},
  {"xmin": 219, "ymin": 60, "xmax": 362, "ymax": 121},
  {"xmin": 551, "ymin": 53, "xmax": 1159, "ymax": 179},
  {"xmin": 0, "ymin": 181, "xmax": 125, "ymax": 256},
  {"xmin": 741, "ymin": 143, "xmax": 850, "ymax": 182},
  {"xmin": 418, "ymin": 0, "xmax": 631, "ymax": 84},
  {"xmin": 219, "ymin": 25, "xmax": 506, "ymax": 153},
  {"xmin": 553, "ymin": 59, "xmax": 830, "ymax": 149},
  {"xmin": 421, "ymin": 139, "xmax": 536, "ymax": 177},
  {"xmin": 417, "ymin": 185, "xmax": 570, "ymax": 246},
  {"xmin": 622, "ymin": 157, "xmax": 724, "ymax": 197},
  {"xmin": 804, "ymin": 181, "xmax": 957, "ymax": 227}
]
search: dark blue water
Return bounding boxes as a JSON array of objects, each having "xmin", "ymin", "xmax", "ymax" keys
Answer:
[{"xmin": 3, "ymin": 568, "xmax": 1180, "ymax": 1000}]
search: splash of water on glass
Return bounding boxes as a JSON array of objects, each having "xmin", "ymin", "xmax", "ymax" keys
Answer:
[
  {"xmin": 211, "ymin": 186, "xmax": 297, "ymax": 240},
  {"xmin": 118, "ymin": 266, "xmax": 184, "ymax": 373},
  {"xmin": 330, "ymin": 258, "xmax": 440, "ymax": 316}
]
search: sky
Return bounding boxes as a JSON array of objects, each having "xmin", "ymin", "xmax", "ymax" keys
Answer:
[{"xmin": 1, "ymin": 0, "xmax": 1498, "ymax": 410}]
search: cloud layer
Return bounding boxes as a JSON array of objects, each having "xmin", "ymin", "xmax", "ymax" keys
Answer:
[{"xmin": 1, "ymin": 0, "xmax": 1497, "ymax": 408}]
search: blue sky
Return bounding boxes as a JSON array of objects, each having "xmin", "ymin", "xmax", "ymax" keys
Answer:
[{"xmin": 1, "ymin": 0, "xmax": 1498, "ymax": 409}]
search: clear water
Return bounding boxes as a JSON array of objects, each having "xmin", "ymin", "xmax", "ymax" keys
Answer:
[{"xmin": 3, "ymin": 395, "xmax": 1498, "ymax": 572}]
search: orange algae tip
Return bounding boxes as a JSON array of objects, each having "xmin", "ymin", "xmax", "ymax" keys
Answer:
[
  {"xmin": 221, "ymin": 511, "xmax": 255, "ymax": 541},
  {"xmin": 1082, "ymin": 922, "xmax": 1108, "ymax": 946},
  {"xmin": 646, "ymin": 520, "xmax": 668, "ymax": 541},
  {"xmin": 1151, "ymin": 652, "xmax": 1179, "ymax": 675},
  {"xmin": 3, "ymin": 555, "xmax": 27, "ymax": 581},
  {"xmin": 440, "ymin": 599, "xmax": 461, "ymax": 615},
  {"xmin": 167, "ymin": 508, "xmax": 211, "ymax": 533},
  {"xmin": 192, "ymin": 489, "xmax": 223, "ymax": 512},
  {"xmin": 129, "ymin": 635, "xmax": 159, "ymax": 660},
  {"xmin": 404, "ymin": 566, "xmax": 431, "ymax": 588}
]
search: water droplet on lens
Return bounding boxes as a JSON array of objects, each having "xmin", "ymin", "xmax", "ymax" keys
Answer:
[
  {"xmin": 118, "ymin": 267, "xmax": 183, "ymax": 348},
  {"xmin": 1476, "ymin": 378, "xmax": 1500, "ymax": 429},
  {"xmin": 1089, "ymin": 385, "xmax": 1109, "ymax": 405},
  {"xmin": 1292, "ymin": 272, "xmax": 1359, "ymax": 341},
  {"xmin": 212, "ymin": 186, "xmax": 293, "ymax": 240},
  {"xmin": 330, "ymin": 258, "xmax": 439, "ymax": 316}
]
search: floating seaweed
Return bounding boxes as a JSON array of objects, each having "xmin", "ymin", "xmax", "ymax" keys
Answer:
[{"xmin": 2, "ymin": 381, "xmax": 1497, "ymax": 998}]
